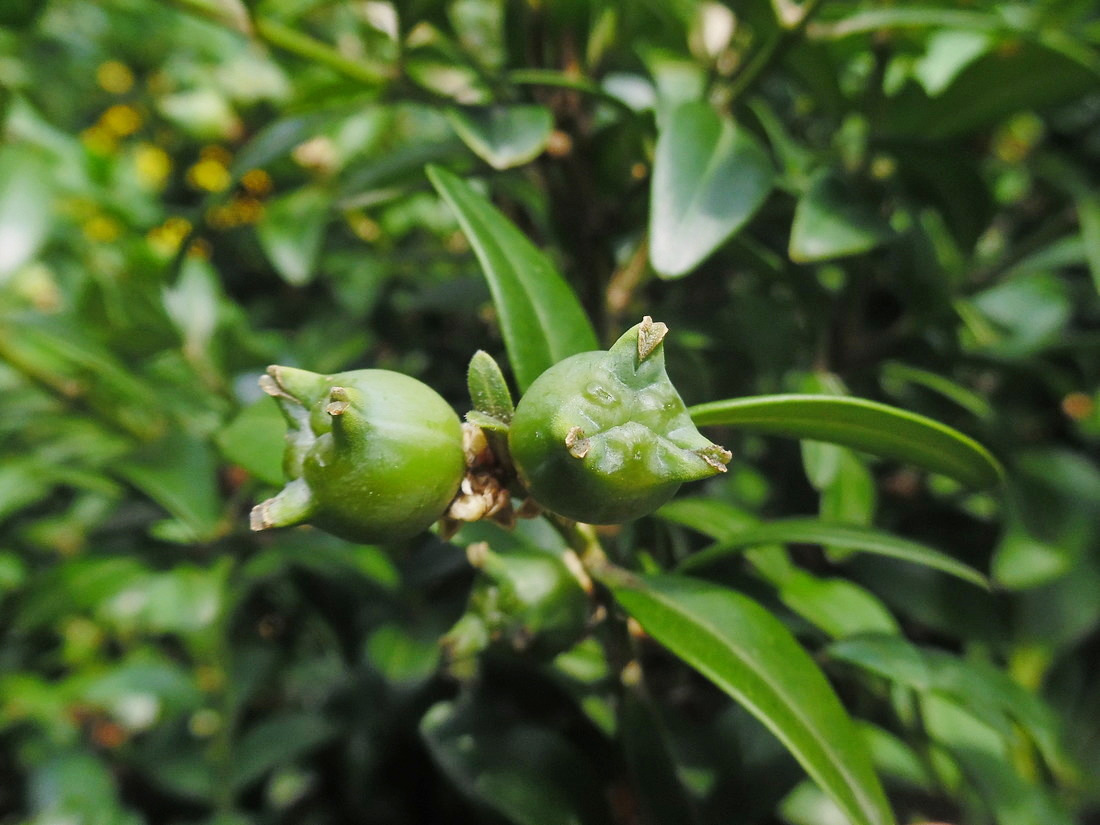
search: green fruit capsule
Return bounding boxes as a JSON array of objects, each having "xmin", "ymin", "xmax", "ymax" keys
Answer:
[
  {"xmin": 508, "ymin": 317, "xmax": 731, "ymax": 523},
  {"xmin": 251, "ymin": 365, "xmax": 465, "ymax": 543},
  {"xmin": 443, "ymin": 542, "xmax": 590, "ymax": 664}
]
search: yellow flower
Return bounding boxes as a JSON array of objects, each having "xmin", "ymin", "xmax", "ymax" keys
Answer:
[
  {"xmin": 147, "ymin": 216, "xmax": 192, "ymax": 256},
  {"xmin": 100, "ymin": 104, "xmax": 142, "ymax": 138},
  {"xmin": 96, "ymin": 60, "xmax": 134, "ymax": 95},
  {"xmin": 82, "ymin": 215, "xmax": 123, "ymax": 243},
  {"xmin": 133, "ymin": 143, "xmax": 172, "ymax": 190},
  {"xmin": 186, "ymin": 157, "xmax": 232, "ymax": 192},
  {"xmin": 240, "ymin": 168, "xmax": 272, "ymax": 196}
]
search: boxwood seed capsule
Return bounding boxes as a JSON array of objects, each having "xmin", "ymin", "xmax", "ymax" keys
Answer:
[
  {"xmin": 508, "ymin": 317, "xmax": 731, "ymax": 523},
  {"xmin": 251, "ymin": 365, "xmax": 465, "ymax": 543},
  {"xmin": 443, "ymin": 542, "xmax": 590, "ymax": 664}
]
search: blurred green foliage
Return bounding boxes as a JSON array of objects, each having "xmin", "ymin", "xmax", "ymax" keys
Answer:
[{"xmin": 1, "ymin": 0, "xmax": 1099, "ymax": 823}]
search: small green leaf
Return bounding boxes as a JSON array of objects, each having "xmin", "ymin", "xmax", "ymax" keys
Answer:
[
  {"xmin": 880, "ymin": 361, "xmax": 994, "ymax": 421},
  {"xmin": 967, "ymin": 272, "xmax": 1070, "ymax": 357},
  {"xmin": 256, "ymin": 186, "xmax": 329, "ymax": 286},
  {"xmin": 857, "ymin": 721, "xmax": 938, "ymax": 791},
  {"xmin": 820, "ymin": 451, "xmax": 877, "ymax": 536},
  {"xmin": 678, "ymin": 518, "xmax": 988, "ymax": 589},
  {"xmin": 467, "ymin": 349, "xmax": 515, "ymax": 423},
  {"xmin": 874, "ymin": 40, "xmax": 1099, "ymax": 139},
  {"xmin": 215, "ymin": 398, "xmax": 287, "ymax": 486},
  {"xmin": 751, "ymin": 555, "xmax": 901, "ymax": 638},
  {"xmin": 604, "ymin": 572, "xmax": 894, "ymax": 825},
  {"xmin": 115, "ymin": 432, "xmax": 224, "ymax": 542},
  {"xmin": 657, "ymin": 500, "xmax": 900, "ymax": 636},
  {"xmin": 427, "ymin": 165, "xmax": 598, "ymax": 391},
  {"xmin": 913, "ymin": 29, "xmax": 992, "ymax": 96},
  {"xmin": 650, "ymin": 102, "xmax": 773, "ymax": 278},
  {"xmin": 789, "ymin": 171, "xmax": 892, "ymax": 263},
  {"xmin": 0, "ymin": 143, "xmax": 51, "ymax": 276},
  {"xmin": 656, "ymin": 497, "xmax": 760, "ymax": 540},
  {"xmin": 809, "ymin": 8, "xmax": 1004, "ymax": 39},
  {"xmin": 163, "ymin": 257, "xmax": 221, "ymax": 357},
  {"xmin": 465, "ymin": 409, "xmax": 509, "ymax": 433},
  {"xmin": 81, "ymin": 650, "xmax": 202, "ymax": 724},
  {"xmin": 231, "ymin": 713, "xmax": 336, "ymax": 791},
  {"xmin": 827, "ymin": 634, "xmax": 1077, "ymax": 782},
  {"xmin": 992, "ymin": 449, "xmax": 1100, "ymax": 589},
  {"xmin": 364, "ymin": 623, "xmax": 441, "ymax": 686},
  {"xmin": 689, "ymin": 394, "xmax": 1004, "ymax": 489},
  {"xmin": 801, "ymin": 439, "xmax": 841, "ymax": 489},
  {"xmin": 447, "ymin": 105, "xmax": 554, "ymax": 170},
  {"xmin": 0, "ymin": 459, "xmax": 53, "ymax": 524}
]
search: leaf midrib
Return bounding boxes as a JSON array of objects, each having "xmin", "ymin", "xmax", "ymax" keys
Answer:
[{"xmin": 627, "ymin": 581, "xmax": 888, "ymax": 825}]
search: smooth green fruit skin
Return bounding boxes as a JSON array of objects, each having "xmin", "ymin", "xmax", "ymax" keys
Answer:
[
  {"xmin": 277, "ymin": 369, "xmax": 464, "ymax": 543},
  {"xmin": 509, "ymin": 348, "xmax": 716, "ymax": 524}
]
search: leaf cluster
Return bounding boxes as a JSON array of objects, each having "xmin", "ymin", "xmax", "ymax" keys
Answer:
[{"xmin": 0, "ymin": 1, "xmax": 1098, "ymax": 824}]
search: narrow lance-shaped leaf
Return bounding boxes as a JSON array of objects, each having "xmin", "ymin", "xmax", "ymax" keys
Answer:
[
  {"xmin": 427, "ymin": 165, "xmax": 598, "ymax": 391},
  {"xmin": 255, "ymin": 186, "xmax": 329, "ymax": 286},
  {"xmin": 690, "ymin": 394, "xmax": 1004, "ymax": 489},
  {"xmin": 467, "ymin": 349, "xmax": 515, "ymax": 423},
  {"xmin": 602, "ymin": 571, "xmax": 894, "ymax": 825},
  {"xmin": 676, "ymin": 517, "xmax": 990, "ymax": 589},
  {"xmin": 650, "ymin": 102, "xmax": 773, "ymax": 278}
]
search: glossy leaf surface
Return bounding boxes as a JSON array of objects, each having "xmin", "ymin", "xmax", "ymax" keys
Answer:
[
  {"xmin": 788, "ymin": 171, "xmax": 892, "ymax": 263},
  {"xmin": 606, "ymin": 572, "xmax": 894, "ymax": 825},
  {"xmin": 256, "ymin": 186, "xmax": 329, "ymax": 286},
  {"xmin": 689, "ymin": 394, "xmax": 1004, "ymax": 489},
  {"xmin": 427, "ymin": 165, "xmax": 598, "ymax": 391},
  {"xmin": 678, "ymin": 518, "xmax": 989, "ymax": 589},
  {"xmin": 650, "ymin": 102, "xmax": 773, "ymax": 278}
]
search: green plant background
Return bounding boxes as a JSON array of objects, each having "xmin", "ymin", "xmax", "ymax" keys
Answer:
[{"xmin": 1, "ymin": 1, "xmax": 1098, "ymax": 823}]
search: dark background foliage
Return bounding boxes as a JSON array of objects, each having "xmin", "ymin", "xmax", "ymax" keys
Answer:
[{"xmin": 0, "ymin": 0, "xmax": 1098, "ymax": 823}]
